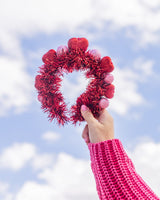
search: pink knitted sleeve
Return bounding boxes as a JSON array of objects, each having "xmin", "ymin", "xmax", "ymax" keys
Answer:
[{"xmin": 88, "ymin": 139, "xmax": 160, "ymax": 200}]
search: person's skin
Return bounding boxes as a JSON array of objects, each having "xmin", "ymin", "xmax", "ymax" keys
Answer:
[{"xmin": 81, "ymin": 105, "xmax": 114, "ymax": 144}]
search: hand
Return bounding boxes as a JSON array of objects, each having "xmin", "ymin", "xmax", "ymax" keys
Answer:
[{"xmin": 81, "ymin": 105, "xmax": 114, "ymax": 144}]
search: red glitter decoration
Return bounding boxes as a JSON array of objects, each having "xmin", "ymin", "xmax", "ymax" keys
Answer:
[{"xmin": 35, "ymin": 37, "xmax": 115, "ymax": 125}]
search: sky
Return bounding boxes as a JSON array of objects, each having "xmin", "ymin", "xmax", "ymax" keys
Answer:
[{"xmin": 0, "ymin": 0, "xmax": 160, "ymax": 199}]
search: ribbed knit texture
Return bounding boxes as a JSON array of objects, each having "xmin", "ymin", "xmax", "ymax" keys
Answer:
[{"xmin": 88, "ymin": 139, "xmax": 160, "ymax": 200}]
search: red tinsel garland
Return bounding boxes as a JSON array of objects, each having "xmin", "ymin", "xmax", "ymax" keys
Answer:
[{"xmin": 35, "ymin": 37, "xmax": 115, "ymax": 125}]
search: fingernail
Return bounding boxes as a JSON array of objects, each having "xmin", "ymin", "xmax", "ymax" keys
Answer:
[{"xmin": 81, "ymin": 105, "xmax": 88, "ymax": 111}]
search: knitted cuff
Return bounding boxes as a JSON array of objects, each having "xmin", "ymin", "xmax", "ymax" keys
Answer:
[{"xmin": 88, "ymin": 139, "xmax": 160, "ymax": 200}]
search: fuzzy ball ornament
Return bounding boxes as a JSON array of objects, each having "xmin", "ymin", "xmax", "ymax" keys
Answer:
[{"xmin": 35, "ymin": 37, "xmax": 115, "ymax": 125}]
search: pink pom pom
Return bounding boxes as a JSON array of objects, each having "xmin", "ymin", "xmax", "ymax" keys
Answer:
[
  {"xmin": 104, "ymin": 73, "xmax": 114, "ymax": 84},
  {"xmin": 57, "ymin": 45, "xmax": 68, "ymax": 57},
  {"xmin": 88, "ymin": 49, "xmax": 101, "ymax": 60},
  {"xmin": 99, "ymin": 98, "xmax": 109, "ymax": 108},
  {"xmin": 38, "ymin": 94, "xmax": 43, "ymax": 102}
]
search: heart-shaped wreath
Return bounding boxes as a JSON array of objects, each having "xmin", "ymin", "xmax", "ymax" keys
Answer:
[{"xmin": 35, "ymin": 37, "xmax": 115, "ymax": 125}]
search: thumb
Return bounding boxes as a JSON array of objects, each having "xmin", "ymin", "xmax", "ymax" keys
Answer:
[{"xmin": 81, "ymin": 105, "xmax": 97, "ymax": 125}]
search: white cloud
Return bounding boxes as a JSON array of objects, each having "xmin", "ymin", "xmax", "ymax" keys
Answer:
[
  {"xmin": 31, "ymin": 154, "xmax": 55, "ymax": 170},
  {"xmin": 42, "ymin": 131, "xmax": 61, "ymax": 143},
  {"xmin": 0, "ymin": 142, "xmax": 56, "ymax": 171},
  {"xmin": 0, "ymin": 181, "xmax": 9, "ymax": 195},
  {"xmin": 0, "ymin": 141, "xmax": 97, "ymax": 199},
  {"xmin": 1, "ymin": 0, "xmax": 160, "ymax": 56},
  {"xmin": 95, "ymin": 0, "xmax": 160, "ymax": 46},
  {"xmin": 3, "ymin": 194, "xmax": 13, "ymax": 200},
  {"xmin": 0, "ymin": 31, "xmax": 22, "ymax": 58},
  {"xmin": 110, "ymin": 67, "xmax": 144, "ymax": 115},
  {"xmin": 1, "ymin": 140, "xmax": 160, "ymax": 199},
  {"xmin": 0, "ymin": 0, "xmax": 159, "ymax": 117},
  {"xmin": 61, "ymin": 71, "xmax": 90, "ymax": 108},
  {"xmin": 110, "ymin": 57, "xmax": 155, "ymax": 116},
  {"xmin": 0, "ymin": 0, "xmax": 94, "ymax": 56},
  {"xmin": 0, "ymin": 182, "xmax": 13, "ymax": 200},
  {"xmin": 15, "ymin": 153, "xmax": 98, "ymax": 200},
  {"xmin": 56, "ymin": 56, "xmax": 155, "ymax": 117},
  {"xmin": 0, "ymin": 143, "xmax": 36, "ymax": 171},
  {"xmin": 0, "ymin": 56, "xmax": 32, "ymax": 116},
  {"xmin": 140, "ymin": 0, "xmax": 160, "ymax": 9},
  {"xmin": 15, "ymin": 182, "xmax": 58, "ymax": 200},
  {"xmin": 128, "ymin": 140, "xmax": 160, "ymax": 196},
  {"xmin": 133, "ymin": 57, "xmax": 155, "ymax": 77}
]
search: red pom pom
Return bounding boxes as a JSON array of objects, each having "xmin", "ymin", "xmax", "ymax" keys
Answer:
[
  {"xmin": 35, "ymin": 75, "xmax": 43, "ymax": 90},
  {"xmin": 68, "ymin": 38, "xmax": 89, "ymax": 51},
  {"xmin": 101, "ymin": 56, "xmax": 114, "ymax": 72},
  {"xmin": 77, "ymin": 38, "xmax": 89, "ymax": 51},
  {"xmin": 42, "ymin": 49, "xmax": 56, "ymax": 64},
  {"xmin": 105, "ymin": 84, "xmax": 115, "ymax": 98}
]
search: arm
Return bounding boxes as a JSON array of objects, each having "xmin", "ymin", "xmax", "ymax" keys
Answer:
[
  {"xmin": 88, "ymin": 139, "xmax": 159, "ymax": 200},
  {"xmin": 80, "ymin": 105, "xmax": 160, "ymax": 200}
]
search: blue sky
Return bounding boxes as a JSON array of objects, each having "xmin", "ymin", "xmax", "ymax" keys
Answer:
[{"xmin": 0, "ymin": 0, "xmax": 160, "ymax": 199}]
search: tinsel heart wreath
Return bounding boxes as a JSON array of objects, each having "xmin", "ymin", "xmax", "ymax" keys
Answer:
[{"xmin": 35, "ymin": 37, "xmax": 115, "ymax": 125}]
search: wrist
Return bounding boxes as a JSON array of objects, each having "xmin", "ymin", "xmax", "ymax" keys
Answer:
[{"xmin": 90, "ymin": 135, "xmax": 114, "ymax": 143}]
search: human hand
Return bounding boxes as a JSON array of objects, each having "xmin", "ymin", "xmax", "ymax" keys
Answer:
[{"xmin": 81, "ymin": 105, "xmax": 114, "ymax": 144}]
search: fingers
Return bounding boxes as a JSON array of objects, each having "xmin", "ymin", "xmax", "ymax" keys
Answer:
[
  {"xmin": 82, "ymin": 124, "xmax": 90, "ymax": 144},
  {"xmin": 98, "ymin": 107, "xmax": 106, "ymax": 116},
  {"xmin": 82, "ymin": 124, "xmax": 88, "ymax": 139},
  {"xmin": 81, "ymin": 99, "xmax": 108, "ymax": 128},
  {"xmin": 81, "ymin": 105, "xmax": 98, "ymax": 126},
  {"xmin": 98, "ymin": 108, "xmax": 114, "ymax": 126}
]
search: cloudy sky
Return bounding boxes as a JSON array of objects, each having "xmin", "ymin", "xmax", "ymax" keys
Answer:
[{"xmin": 0, "ymin": 0, "xmax": 160, "ymax": 199}]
